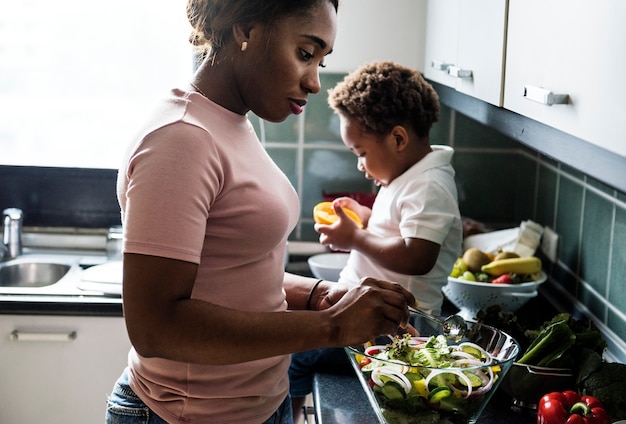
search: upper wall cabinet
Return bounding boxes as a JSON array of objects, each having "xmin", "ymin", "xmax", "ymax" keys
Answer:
[
  {"xmin": 423, "ymin": 0, "xmax": 508, "ymax": 106},
  {"xmin": 504, "ymin": 0, "xmax": 626, "ymax": 158},
  {"xmin": 327, "ymin": 0, "xmax": 427, "ymax": 73}
]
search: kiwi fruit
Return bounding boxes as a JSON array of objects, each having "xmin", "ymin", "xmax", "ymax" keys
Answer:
[
  {"xmin": 462, "ymin": 248, "xmax": 492, "ymax": 273},
  {"xmin": 494, "ymin": 251, "xmax": 520, "ymax": 261}
]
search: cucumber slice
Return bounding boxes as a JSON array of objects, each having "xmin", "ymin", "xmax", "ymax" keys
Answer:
[
  {"xmin": 461, "ymin": 345, "xmax": 483, "ymax": 359},
  {"xmin": 428, "ymin": 373, "xmax": 452, "ymax": 389},
  {"xmin": 459, "ymin": 371, "xmax": 483, "ymax": 388},
  {"xmin": 428, "ymin": 386, "xmax": 452, "ymax": 402},
  {"xmin": 381, "ymin": 382, "xmax": 406, "ymax": 400},
  {"xmin": 378, "ymin": 374, "xmax": 395, "ymax": 384}
]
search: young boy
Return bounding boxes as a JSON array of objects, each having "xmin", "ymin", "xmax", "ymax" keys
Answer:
[{"xmin": 290, "ymin": 61, "xmax": 463, "ymax": 421}]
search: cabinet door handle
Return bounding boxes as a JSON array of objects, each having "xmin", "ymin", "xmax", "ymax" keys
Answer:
[
  {"xmin": 10, "ymin": 330, "xmax": 77, "ymax": 342},
  {"xmin": 431, "ymin": 60, "xmax": 452, "ymax": 71},
  {"xmin": 523, "ymin": 85, "xmax": 569, "ymax": 105},
  {"xmin": 447, "ymin": 66, "xmax": 473, "ymax": 78}
]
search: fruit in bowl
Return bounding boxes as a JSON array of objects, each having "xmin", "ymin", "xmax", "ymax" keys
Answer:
[
  {"xmin": 345, "ymin": 313, "xmax": 519, "ymax": 424},
  {"xmin": 450, "ymin": 248, "xmax": 542, "ymax": 283},
  {"xmin": 444, "ymin": 248, "xmax": 546, "ymax": 320},
  {"xmin": 443, "ymin": 273, "xmax": 547, "ymax": 320}
]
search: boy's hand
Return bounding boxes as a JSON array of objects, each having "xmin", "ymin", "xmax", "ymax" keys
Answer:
[
  {"xmin": 316, "ymin": 206, "xmax": 359, "ymax": 251},
  {"xmin": 333, "ymin": 197, "xmax": 371, "ymax": 226}
]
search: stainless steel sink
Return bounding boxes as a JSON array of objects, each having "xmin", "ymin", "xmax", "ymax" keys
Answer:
[
  {"xmin": 0, "ymin": 251, "xmax": 109, "ymax": 296},
  {"xmin": 0, "ymin": 262, "xmax": 71, "ymax": 287}
]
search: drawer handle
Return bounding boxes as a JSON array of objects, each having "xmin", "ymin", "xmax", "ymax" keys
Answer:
[
  {"xmin": 10, "ymin": 330, "xmax": 77, "ymax": 342},
  {"xmin": 447, "ymin": 65, "xmax": 473, "ymax": 79},
  {"xmin": 523, "ymin": 85, "xmax": 569, "ymax": 105},
  {"xmin": 431, "ymin": 60, "xmax": 452, "ymax": 71}
]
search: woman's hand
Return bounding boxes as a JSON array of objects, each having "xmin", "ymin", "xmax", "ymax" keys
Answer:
[
  {"xmin": 310, "ymin": 281, "xmax": 351, "ymax": 311},
  {"xmin": 324, "ymin": 277, "xmax": 417, "ymax": 347}
]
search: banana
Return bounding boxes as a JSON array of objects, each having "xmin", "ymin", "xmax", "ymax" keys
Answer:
[{"xmin": 481, "ymin": 256, "xmax": 542, "ymax": 276}]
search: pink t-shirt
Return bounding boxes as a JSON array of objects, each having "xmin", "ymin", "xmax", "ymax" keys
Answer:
[{"xmin": 117, "ymin": 88, "xmax": 300, "ymax": 423}]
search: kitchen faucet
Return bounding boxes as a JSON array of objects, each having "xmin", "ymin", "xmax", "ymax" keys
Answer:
[{"xmin": 2, "ymin": 208, "xmax": 23, "ymax": 260}]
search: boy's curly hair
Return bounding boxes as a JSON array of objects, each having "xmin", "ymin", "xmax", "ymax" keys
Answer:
[{"xmin": 328, "ymin": 61, "xmax": 439, "ymax": 138}]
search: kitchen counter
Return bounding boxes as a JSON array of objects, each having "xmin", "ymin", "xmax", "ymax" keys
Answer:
[
  {"xmin": 0, "ymin": 294, "xmax": 122, "ymax": 316},
  {"xmin": 0, "ymin": 247, "xmax": 124, "ymax": 316},
  {"xmin": 313, "ymin": 370, "xmax": 537, "ymax": 424},
  {"xmin": 303, "ymin": 262, "xmax": 562, "ymax": 424},
  {"xmin": 0, "ymin": 251, "xmax": 590, "ymax": 423},
  {"xmin": 309, "ymin": 295, "xmax": 554, "ymax": 424},
  {"xmin": 0, "ymin": 244, "xmax": 318, "ymax": 317},
  {"xmin": 286, "ymin": 251, "xmax": 568, "ymax": 423}
]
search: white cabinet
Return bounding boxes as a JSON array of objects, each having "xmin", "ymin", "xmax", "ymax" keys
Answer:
[
  {"xmin": 326, "ymin": 0, "xmax": 427, "ymax": 73},
  {"xmin": 504, "ymin": 0, "xmax": 626, "ymax": 158},
  {"xmin": 423, "ymin": 0, "xmax": 508, "ymax": 106},
  {"xmin": 0, "ymin": 314, "xmax": 130, "ymax": 424}
]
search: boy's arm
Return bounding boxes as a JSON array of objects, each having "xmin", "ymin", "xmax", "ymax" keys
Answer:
[
  {"xmin": 351, "ymin": 231, "xmax": 440, "ymax": 275},
  {"xmin": 317, "ymin": 205, "xmax": 440, "ymax": 275}
]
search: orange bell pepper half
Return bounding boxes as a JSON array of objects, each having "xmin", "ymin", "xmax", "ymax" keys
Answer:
[{"xmin": 313, "ymin": 201, "xmax": 363, "ymax": 228}]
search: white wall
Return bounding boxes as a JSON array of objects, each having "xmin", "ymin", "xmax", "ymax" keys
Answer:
[{"xmin": 325, "ymin": 0, "xmax": 427, "ymax": 73}]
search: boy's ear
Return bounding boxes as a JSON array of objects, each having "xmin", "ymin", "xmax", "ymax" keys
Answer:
[{"xmin": 390, "ymin": 125, "xmax": 410, "ymax": 151}]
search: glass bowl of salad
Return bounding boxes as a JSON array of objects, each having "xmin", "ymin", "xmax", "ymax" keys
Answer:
[{"xmin": 345, "ymin": 313, "xmax": 520, "ymax": 424}]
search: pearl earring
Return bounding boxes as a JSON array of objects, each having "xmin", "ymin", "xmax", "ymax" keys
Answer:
[{"xmin": 241, "ymin": 41, "xmax": 248, "ymax": 52}]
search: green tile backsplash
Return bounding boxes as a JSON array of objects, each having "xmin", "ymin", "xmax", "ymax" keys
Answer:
[
  {"xmin": 581, "ymin": 189, "xmax": 612, "ymax": 296},
  {"xmin": 557, "ymin": 176, "xmax": 584, "ymax": 273},
  {"xmin": 253, "ymin": 71, "xmax": 626, "ymax": 360},
  {"xmin": 449, "ymin": 112, "xmax": 626, "ymax": 361},
  {"xmin": 304, "ymin": 73, "xmax": 345, "ymax": 144},
  {"xmin": 535, "ymin": 162, "xmax": 558, "ymax": 227}
]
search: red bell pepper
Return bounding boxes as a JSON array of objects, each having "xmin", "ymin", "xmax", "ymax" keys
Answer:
[{"xmin": 537, "ymin": 390, "xmax": 610, "ymax": 424}]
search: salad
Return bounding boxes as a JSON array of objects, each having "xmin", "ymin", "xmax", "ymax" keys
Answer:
[{"xmin": 351, "ymin": 333, "xmax": 504, "ymax": 423}]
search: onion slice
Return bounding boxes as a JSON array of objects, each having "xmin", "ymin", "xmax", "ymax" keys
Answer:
[
  {"xmin": 371, "ymin": 367, "xmax": 412, "ymax": 394},
  {"xmin": 425, "ymin": 369, "xmax": 473, "ymax": 398}
]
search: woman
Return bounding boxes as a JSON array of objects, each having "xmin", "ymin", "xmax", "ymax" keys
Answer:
[{"xmin": 105, "ymin": 2, "xmax": 416, "ymax": 423}]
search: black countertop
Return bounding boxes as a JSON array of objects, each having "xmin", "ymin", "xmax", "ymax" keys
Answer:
[
  {"xmin": 0, "ymin": 255, "xmax": 557, "ymax": 423},
  {"xmin": 309, "ymin": 284, "xmax": 561, "ymax": 424},
  {"xmin": 0, "ymin": 293, "xmax": 123, "ymax": 316},
  {"xmin": 313, "ymin": 370, "xmax": 537, "ymax": 424}
]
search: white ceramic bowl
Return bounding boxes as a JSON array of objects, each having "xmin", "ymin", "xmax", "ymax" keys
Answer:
[
  {"xmin": 442, "ymin": 272, "xmax": 547, "ymax": 320},
  {"xmin": 307, "ymin": 253, "xmax": 349, "ymax": 282}
]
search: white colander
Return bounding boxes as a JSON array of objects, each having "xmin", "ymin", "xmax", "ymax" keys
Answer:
[{"xmin": 442, "ymin": 272, "xmax": 547, "ymax": 320}]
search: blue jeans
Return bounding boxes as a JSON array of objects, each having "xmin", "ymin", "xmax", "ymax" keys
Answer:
[
  {"xmin": 106, "ymin": 368, "xmax": 293, "ymax": 424},
  {"xmin": 289, "ymin": 347, "xmax": 351, "ymax": 398}
]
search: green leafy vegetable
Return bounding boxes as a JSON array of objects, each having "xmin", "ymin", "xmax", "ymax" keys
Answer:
[
  {"xmin": 388, "ymin": 335, "xmax": 451, "ymax": 367},
  {"xmin": 517, "ymin": 313, "xmax": 606, "ymax": 368},
  {"xmin": 578, "ymin": 354, "xmax": 626, "ymax": 421},
  {"xmin": 517, "ymin": 318, "xmax": 576, "ymax": 366}
]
